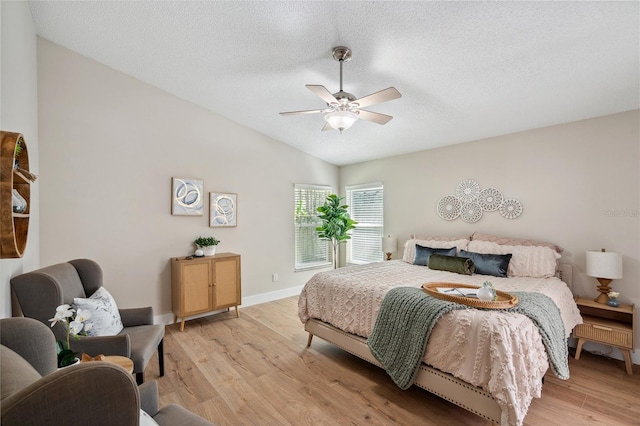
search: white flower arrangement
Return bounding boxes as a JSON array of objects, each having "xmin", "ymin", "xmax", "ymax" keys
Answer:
[
  {"xmin": 49, "ymin": 304, "xmax": 93, "ymax": 367},
  {"xmin": 607, "ymin": 291, "xmax": 619, "ymax": 299}
]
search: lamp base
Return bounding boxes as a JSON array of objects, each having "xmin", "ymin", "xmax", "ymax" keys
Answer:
[
  {"xmin": 594, "ymin": 278, "xmax": 613, "ymax": 304},
  {"xmin": 385, "ymin": 252, "xmax": 392, "ymax": 261}
]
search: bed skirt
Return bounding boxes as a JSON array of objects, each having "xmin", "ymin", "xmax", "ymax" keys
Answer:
[{"xmin": 305, "ymin": 318, "xmax": 502, "ymax": 424}]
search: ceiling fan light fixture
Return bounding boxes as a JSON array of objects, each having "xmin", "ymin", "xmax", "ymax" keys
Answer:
[
  {"xmin": 280, "ymin": 46, "xmax": 401, "ymax": 131},
  {"xmin": 324, "ymin": 110, "xmax": 358, "ymax": 132}
]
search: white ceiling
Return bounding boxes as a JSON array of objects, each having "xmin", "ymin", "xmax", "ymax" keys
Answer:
[{"xmin": 29, "ymin": 1, "xmax": 639, "ymax": 166}]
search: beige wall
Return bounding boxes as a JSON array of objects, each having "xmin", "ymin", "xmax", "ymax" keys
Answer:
[
  {"xmin": 11, "ymin": 19, "xmax": 640, "ymax": 365},
  {"xmin": 0, "ymin": 2, "xmax": 40, "ymax": 318},
  {"xmin": 37, "ymin": 39, "xmax": 338, "ymax": 320},
  {"xmin": 341, "ymin": 110, "xmax": 640, "ymax": 362}
]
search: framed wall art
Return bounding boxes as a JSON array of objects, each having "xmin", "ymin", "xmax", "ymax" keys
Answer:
[
  {"xmin": 210, "ymin": 192, "xmax": 237, "ymax": 227},
  {"xmin": 171, "ymin": 177, "xmax": 204, "ymax": 216}
]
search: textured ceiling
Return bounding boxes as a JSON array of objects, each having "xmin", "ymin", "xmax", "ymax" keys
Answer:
[{"xmin": 29, "ymin": 1, "xmax": 639, "ymax": 166}]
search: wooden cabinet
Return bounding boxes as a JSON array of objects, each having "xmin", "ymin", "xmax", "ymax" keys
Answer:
[
  {"xmin": 171, "ymin": 253, "xmax": 241, "ymax": 331},
  {"xmin": 574, "ymin": 297, "xmax": 635, "ymax": 375},
  {"xmin": 1, "ymin": 131, "xmax": 36, "ymax": 258}
]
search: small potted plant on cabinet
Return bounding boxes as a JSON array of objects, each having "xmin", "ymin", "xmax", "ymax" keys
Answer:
[{"xmin": 194, "ymin": 236, "xmax": 220, "ymax": 256}]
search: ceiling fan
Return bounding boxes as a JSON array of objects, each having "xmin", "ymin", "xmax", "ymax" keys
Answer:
[{"xmin": 280, "ymin": 46, "xmax": 402, "ymax": 133}]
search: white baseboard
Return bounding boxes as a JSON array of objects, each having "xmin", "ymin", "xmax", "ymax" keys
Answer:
[
  {"xmin": 154, "ymin": 285, "xmax": 304, "ymax": 326},
  {"xmin": 241, "ymin": 285, "xmax": 304, "ymax": 307},
  {"xmin": 155, "ymin": 312, "xmax": 179, "ymax": 326}
]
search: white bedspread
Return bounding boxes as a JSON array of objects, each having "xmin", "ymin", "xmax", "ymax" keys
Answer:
[{"xmin": 298, "ymin": 260, "xmax": 582, "ymax": 426}]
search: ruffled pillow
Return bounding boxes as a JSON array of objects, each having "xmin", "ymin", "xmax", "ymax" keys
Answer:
[
  {"xmin": 466, "ymin": 240, "xmax": 561, "ymax": 278},
  {"xmin": 411, "ymin": 234, "xmax": 471, "ymax": 242},
  {"xmin": 471, "ymin": 232, "xmax": 563, "ymax": 254}
]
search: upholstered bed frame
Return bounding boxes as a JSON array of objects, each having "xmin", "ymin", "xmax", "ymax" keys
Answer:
[{"xmin": 304, "ymin": 264, "xmax": 573, "ymax": 424}]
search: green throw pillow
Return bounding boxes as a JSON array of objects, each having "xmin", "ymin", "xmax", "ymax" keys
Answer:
[{"xmin": 428, "ymin": 254, "xmax": 475, "ymax": 275}]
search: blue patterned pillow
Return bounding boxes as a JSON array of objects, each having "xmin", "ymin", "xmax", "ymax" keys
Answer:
[
  {"xmin": 73, "ymin": 287, "xmax": 124, "ymax": 336},
  {"xmin": 414, "ymin": 245, "xmax": 457, "ymax": 266}
]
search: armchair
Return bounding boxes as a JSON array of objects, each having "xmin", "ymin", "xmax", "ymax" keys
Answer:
[
  {"xmin": 1, "ymin": 317, "xmax": 212, "ymax": 426},
  {"xmin": 11, "ymin": 258, "xmax": 164, "ymax": 384}
]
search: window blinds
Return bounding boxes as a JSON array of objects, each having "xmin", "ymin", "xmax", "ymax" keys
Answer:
[
  {"xmin": 294, "ymin": 184, "xmax": 332, "ymax": 271},
  {"xmin": 346, "ymin": 183, "xmax": 384, "ymax": 264}
]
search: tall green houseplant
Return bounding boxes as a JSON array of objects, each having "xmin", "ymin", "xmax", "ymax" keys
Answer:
[{"xmin": 316, "ymin": 194, "xmax": 357, "ymax": 269}]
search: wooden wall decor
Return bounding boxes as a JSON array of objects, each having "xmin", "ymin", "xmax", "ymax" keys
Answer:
[
  {"xmin": 436, "ymin": 178, "xmax": 523, "ymax": 223},
  {"xmin": 1, "ymin": 131, "xmax": 36, "ymax": 258}
]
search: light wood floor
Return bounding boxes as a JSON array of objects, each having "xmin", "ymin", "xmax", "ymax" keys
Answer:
[{"xmin": 148, "ymin": 296, "xmax": 640, "ymax": 425}]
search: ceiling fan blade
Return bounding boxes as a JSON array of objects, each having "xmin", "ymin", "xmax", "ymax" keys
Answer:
[
  {"xmin": 321, "ymin": 121, "xmax": 333, "ymax": 131},
  {"xmin": 357, "ymin": 110, "xmax": 393, "ymax": 125},
  {"xmin": 353, "ymin": 87, "xmax": 401, "ymax": 108},
  {"xmin": 279, "ymin": 109, "xmax": 325, "ymax": 116},
  {"xmin": 306, "ymin": 85, "xmax": 339, "ymax": 104}
]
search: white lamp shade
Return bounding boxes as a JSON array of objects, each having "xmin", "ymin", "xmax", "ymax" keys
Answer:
[
  {"xmin": 325, "ymin": 111, "xmax": 358, "ymax": 131},
  {"xmin": 382, "ymin": 235, "xmax": 397, "ymax": 253},
  {"xmin": 586, "ymin": 250, "xmax": 623, "ymax": 279}
]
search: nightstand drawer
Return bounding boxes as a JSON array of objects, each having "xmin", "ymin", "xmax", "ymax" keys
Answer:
[{"xmin": 574, "ymin": 323, "xmax": 632, "ymax": 349}]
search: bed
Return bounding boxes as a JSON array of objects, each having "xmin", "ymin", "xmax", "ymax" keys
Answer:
[{"xmin": 298, "ymin": 233, "xmax": 582, "ymax": 426}]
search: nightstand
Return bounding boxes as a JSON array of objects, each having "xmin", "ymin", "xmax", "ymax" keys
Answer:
[{"xmin": 574, "ymin": 297, "xmax": 635, "ymax": 375}]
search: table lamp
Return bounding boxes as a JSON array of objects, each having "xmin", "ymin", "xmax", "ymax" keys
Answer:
[
  {"xmin": 586, "ymin": 248, "xmax": 623, "ymax": 304},
  {"xmin": 382, "ymin": 235, "xmax": 397, "ymax": 261}
]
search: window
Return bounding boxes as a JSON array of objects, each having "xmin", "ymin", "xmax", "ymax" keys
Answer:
[
  {"xmin": 294, "ymin": 184, "xmax": 332, "ymax": 271},
  {"xmin": 346, "ymin": 182, "xmax": 384, "ymax": 264}
]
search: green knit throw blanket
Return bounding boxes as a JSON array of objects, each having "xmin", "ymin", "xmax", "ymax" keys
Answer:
[{"xmin": 367, "ymin": 287, "xmax": 568, "ymax": 390}]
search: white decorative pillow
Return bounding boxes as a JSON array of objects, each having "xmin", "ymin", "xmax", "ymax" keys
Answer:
[
  {"xmin": 410, "ymin": 234, "xmax": 471, "ymax": 242},
  {"xmin": 73, "ymin": 287, "xmax": 124, "ymax": 336},
  {"xmin": 470, "ymin": 232, "xmax": 563, "ymax": 254},
  {"xmin": 402, "ymin": 238, "xmax": 470, "ymax": 263},
  {"xmin": 140, "ymin": 409, "xmax": 159, "ymax": 426},
  {"xmin": 466, "ymin": 240, "xmax": 561, "ymax": 278}
]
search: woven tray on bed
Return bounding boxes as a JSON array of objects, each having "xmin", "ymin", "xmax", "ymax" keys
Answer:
[{"xmin": 422, "ymin": 282, "xmax": 519, "ymax": 309}]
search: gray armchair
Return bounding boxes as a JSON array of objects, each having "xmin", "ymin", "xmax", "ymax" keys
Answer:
[
  {"xmin": 11, "ymin": 258, "xmax": 164, "ymax": 384},
  {"xmin": 1, "ymin": 317, "xmax": 212, "ymax": 426}
]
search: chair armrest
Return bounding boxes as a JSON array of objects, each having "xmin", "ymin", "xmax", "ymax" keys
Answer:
[
  {"xmin": 0, "ymin": 318, "xmax": 58, "ymax": 376},
  {"xmin": 120, "ymin": 307, "xmax": 153, "ymax": 327},
  {"xmin": 1, "ymin": 363, "xmax": 139, "ymax": 425},
  {"xmin": 70, "ymin": 334, "xmax": 131, "ymax": 358},
  {"xmin": 139, "ymin": 380, "xmax": 160, "ymax": 416}
]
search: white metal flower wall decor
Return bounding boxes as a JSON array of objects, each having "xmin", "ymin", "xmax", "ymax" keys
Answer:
[{"xmin": 437, "ymin": 179, "xmax": 523, "ymax": 222}]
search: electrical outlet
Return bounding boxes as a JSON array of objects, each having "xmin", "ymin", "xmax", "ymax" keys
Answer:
[{"xmin": 272, "ymin": 273, "xmax": 279, "ymax": 282}]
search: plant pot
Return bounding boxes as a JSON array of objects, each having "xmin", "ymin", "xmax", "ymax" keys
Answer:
[
  {"xmin": 607, "ymin": 298, "xmax": 620, "ymax": 307},
  {"xmin": 59, "ymin": 357, "xmax": 80, "ymax": 369},
  {"xmin": 198, "ymin": 245, "xmax": 217, "ymax": 256}
]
